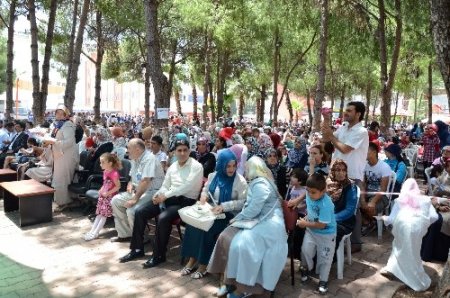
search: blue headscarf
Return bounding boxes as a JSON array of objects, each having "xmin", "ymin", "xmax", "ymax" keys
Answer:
[{"xmin": 209, "ymin": 149, "xmax": 237, "ymax": 204}]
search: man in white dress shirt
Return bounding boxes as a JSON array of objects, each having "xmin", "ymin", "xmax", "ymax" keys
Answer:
[{"xmin": 322, "ymin": 101, "xmax": 369, "ymax": 253}]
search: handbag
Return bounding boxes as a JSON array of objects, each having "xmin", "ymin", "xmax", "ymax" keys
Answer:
[
  {"xmin": 282, "ymin": 200, "xmax": 298, "ymax": 232},
  {"xmin": 178, "ymin": 202, "xmax": 225, "ymax": 232},
  {"xmin": 282, "ymin": 186, "xmax": 300, "ymax": 232}
]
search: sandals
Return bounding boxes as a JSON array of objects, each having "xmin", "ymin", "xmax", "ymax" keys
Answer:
[
  {"xmin": 191, "ymin": 270, "xmax": 207, "ymax": 279},
  {"xmin": 180, "ymin": 266, "xmax": 196, "ymax": 276}
]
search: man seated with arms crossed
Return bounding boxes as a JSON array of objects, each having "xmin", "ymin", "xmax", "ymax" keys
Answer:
[
  {"xmin": 111, "ymin": 138, "xmax": 165, "ymax": 242},
  {"xmin": 119, "ymin": 134, "xmax": 204, "ymax": 268},
  {"xmin": 360, "ymin": 142, "xmax": 391, "ymax": 235}
]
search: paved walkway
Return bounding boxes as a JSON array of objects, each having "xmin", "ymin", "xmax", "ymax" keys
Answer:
[{"xmin": 0, "ymin": 200, "xmax": 444, "ymax": 298}]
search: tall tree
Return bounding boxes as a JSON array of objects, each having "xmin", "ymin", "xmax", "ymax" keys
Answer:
[
  {"xmin": 313, "ymin": 0, "xmax": 329, "ymax": 132},
  {"xmin": 63, "ymin": 0, "xmax": 91, "ymax": 112},
  {"xmin": 430, "ymin": 0, "xmax": 450, "ymax": 107},
  {"xmin": 377, "ymin": 0, "xmax": 402, "ymax": 133},
  {"xmin": 5, "ymin": 0, "xmax": 17, "ymax": 121},
  {"xmin": 29, "ymin": 0, "xmax": 59, "ymax": 124},
  {"xmin": 143, "ymin": 0, "xmax": 170, "ymax": 128}
]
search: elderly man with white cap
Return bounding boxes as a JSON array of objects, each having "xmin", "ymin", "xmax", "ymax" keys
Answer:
[{"xmin": 43, "ymin": 104, "xmax": 79, "ymax": 211}]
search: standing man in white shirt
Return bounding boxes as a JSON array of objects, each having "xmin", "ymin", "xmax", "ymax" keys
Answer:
[{"xmin": 322, "ymin": 101, "xmax": 369, "ymax": 253}]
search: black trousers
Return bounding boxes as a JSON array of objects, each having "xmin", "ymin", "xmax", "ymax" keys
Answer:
[{"xmin": 130, "ymin": 195, "xmax": 196, "ymax": 257}]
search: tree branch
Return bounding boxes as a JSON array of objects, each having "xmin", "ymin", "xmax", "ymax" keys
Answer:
[
  {"xmin": 0, "ymin": 13, "xmax": 8, "ymax": 28},
  {"xmin": 277, "ymin": 30, "xmax": 318, "ymax": 109},
  {"xmin": 81, "ymin": 50, "xmax": 97, "ymax": 64}
]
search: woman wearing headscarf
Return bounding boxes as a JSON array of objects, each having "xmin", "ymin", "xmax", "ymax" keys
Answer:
[
  {"xmin": 208, "ymin": 156, "xmax": 288, "ymax": 297},
  {"xmin": 326, "ymin": 159, "xmax": 358, "ymax": 250},
  {"xmin": 228, "ymin": 144, "xmax": 248, "ymax": 176},
  {"xmin": 180, "ymin": 149, "xmax": 247, "ymax": 279},
  {"xmin": 435, "ymin": 120, "xmax": 450, "ymax": 149},
  {"xmin": 43, "ymin": 104, "xmax": 78, "ymax": 211},
  {"xmin": 384, "ymin": 143, "xmax": 407, "ymax": 193},
  {"xmin": 379, "ymin": 179, "xmax": 438, "ymax": 291},
  {"xmin": 286, "ymin": 137, "xmax": 308, "ymax": 170},
  {"xmin": 110, "ymin": 126, "xmax": 127, "ymax": 159},
  {"xmin": 84, "ymin": 126, "xmax": 114, "ymax": 172},
  {"xmin": 244, "ymin": 136, "xmax": 262, "ymax": 160},
  {"xmin": 265, "ymin": 148, "xmax": 288, "ymax": 198},
  {"xmin": 257, "ymin": 133, "xmax": 274, "ymax": 153},
  {"xmin": 190, "ymin": 136, "xmax": 216, "ymax": 179}
]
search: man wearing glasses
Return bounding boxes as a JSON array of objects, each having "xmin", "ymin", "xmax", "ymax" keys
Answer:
[{"xmin": 119, "ymin": 135, "xmax": 203, "ymax": 268}]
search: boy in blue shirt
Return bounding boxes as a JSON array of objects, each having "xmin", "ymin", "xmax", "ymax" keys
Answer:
[{"xmin": 297, "ymin": 173, "xmax": 337, "ymax": 295}]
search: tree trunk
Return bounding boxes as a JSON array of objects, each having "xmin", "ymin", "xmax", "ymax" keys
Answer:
[
  {"xmin": 208, "ymin": 45, "xmax": 215, "ymax": 123},
  {"xmin": 428, "ymin": 61, "xmax": 433, "ymax": 124},
  {"xmin": 93, "ymin": 9, "xmax": 103, "ymax": 123},
  {"xmin": 191, "ymin": 73, "xmax": 198, "ymax": 122},
  {"xmin": 372, "ymin": 92, "xmax": 379, "ymax": 118},
  {"xmin": 28, "ymin": 0, "xmax": 41, "ymax": 123},
  {"xmin": 392, "ymin": 92, "xmax": 399, "ymax": 126},
  {"xmin": 143, "ymin": 0, "xmax": 170, "ymax": 129},
  {"xmin": 306, "ymin": 88, "xmax": 313, "ymax": 125},
  {"xmin": 286, "ymin": 90, "xmax": 293, "ymax": 123},
  {"xmin": 313, "ymin": 0, "xmax": 329, "ymax": 133},
  {"xmin": 64, "ymin": 0, "xmax": 90, "ymax": 112},
  {"xmin": 216, "ymin": 50, "xmax": 229, "ymax": 120},
  {"xmin": 339, "ymin": 84, "xmax": 346, "ymax": 118},
  {"xmin": 365, "ymin": 81, "xmax": 371, "ymax": 125},
  {"xmin": 378, "ymin": 0, "xmax": 402, "ymax": 134},
  {"xmin": 144, "ymin": 68, "xmax": 150, "ymax": 125},
  {"xmin": 259, "ymin": 84, "xmax": 267, "ymax": 123},
  {"xmin": 168, "ymin": 39, "xmax": 178, "ymax": 106},
  {"xmin": 202, "ymin": 31, "xmax": 210, "ymax": 125},
  {"xmin": 272, "ymin": 26, "xmax": 281, "ymax": 123},
  {"xmin": 38, "ymin": 0, "xmax": 58, "ymax": 123},
  {"xmin": 413, "ymin": 86, "xmax": 418, "ymax": 123},
  {"xmin": 5, "ymin": 0, "xmax": 17, "ymax": 121},
  {"xmin": 329, "ymin": 57, "xmax": 335, "ymax": 112},
  {"xmin": 238, "ymin": 91, "xmax": 244, "ymax": 121},
  {"xmin": 64, "ymin": 0, "xmax": 78, "ymax": 109},
  {"xmin": 255, "ymin": 96, "xmax": 261, "ymax": 123},
  {"xmin": 430, "ymin": 0, "xmax": 450, "ymax": 108},
  {"xmin": 175, "ymin": 88, "xmax": 182, "ymax": 115}
]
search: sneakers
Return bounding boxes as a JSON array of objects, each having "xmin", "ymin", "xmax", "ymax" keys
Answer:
[
  {"xmin": 317, "ymin": 281, "xmax": 328, "ymax": 295},
  {"xmin": 299, "ymin": 267, "xmax": 310, "ymax": 282}
]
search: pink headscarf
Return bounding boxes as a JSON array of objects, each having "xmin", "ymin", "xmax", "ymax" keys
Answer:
[
  {"xmin": 229, "ymin": 144, "xmax": 244, "ymax": 161},
  {"xmin": 397, "ymin": 178, "xmax": 421, "ymax": 210}
]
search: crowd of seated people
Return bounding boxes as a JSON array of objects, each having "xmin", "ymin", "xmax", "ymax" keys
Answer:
[{"xmin": 7, "ymin": 101, "xmax": 450, "ymax": 296}]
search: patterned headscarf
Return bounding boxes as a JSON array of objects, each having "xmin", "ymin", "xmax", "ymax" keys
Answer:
[
  {"xmin": 326, "ymin": 159, "xmax": 352, "ymax": 202},
  {"xmin": 287, "ymin": 137, "xmax": 307, "ymax": 166},
  {"xmin": 265, "ymin": 148, "xmax": 281, "ymax": 183},
  {"xmin": 231, "ymin": 134, "xmax": 244, "ymax": 144},
  {"xmin": 258, "ymin": 133, "xmax": 274, "ymax": 152},
  {"xmin": 195, "ymin": 136, "xmax": 210, "ymax": 160},
  {"xmin": 209, "ymin": 149, "xmax": 237, "ymax": 204},
  {"xmin": 245, "ymin": 137, "xmax": 261, "ymax": 160}
]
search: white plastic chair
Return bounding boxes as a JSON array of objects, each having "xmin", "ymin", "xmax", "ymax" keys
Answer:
[
  {"xmin": 376, "ymin": 171, "xmax": 396, "ymax": 242},
  {"xmin": 336, "ymin": 186, "xmax": 360, "ymax": 279}
]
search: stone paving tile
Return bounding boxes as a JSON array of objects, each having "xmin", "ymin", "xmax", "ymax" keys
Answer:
[{"xmin": 0, "ymin": 200, "xmax": 445, "ymax": 298}]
